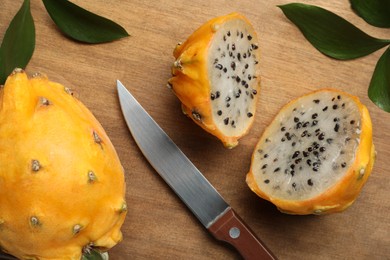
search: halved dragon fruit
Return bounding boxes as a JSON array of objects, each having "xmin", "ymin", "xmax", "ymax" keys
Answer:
[
  {"xmin": 246, "ymin": 89, "xmax": 375, "ymax": 215},
  {"xmin": 168, "ymin": 13, "xmax": 260, "ymax": 148}
]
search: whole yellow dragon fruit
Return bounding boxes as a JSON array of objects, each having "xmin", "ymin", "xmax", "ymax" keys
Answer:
[{"xmin": 0, "ymin": 69, "xmax": 127, "ymax": 259}]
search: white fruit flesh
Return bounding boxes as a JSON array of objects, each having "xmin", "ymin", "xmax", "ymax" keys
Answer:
[
  {"xmin": 251, "ymin": 91, "xmax": 361, "ymax": 201},
  {"xmin": 208, "ymin": 18, "xmax": 260, "ymax": 137}
]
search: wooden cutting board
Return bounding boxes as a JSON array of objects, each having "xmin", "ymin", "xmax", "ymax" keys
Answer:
[{"xmin": 1, "ymin": 0, "xmax": 389, "ymax": 259}]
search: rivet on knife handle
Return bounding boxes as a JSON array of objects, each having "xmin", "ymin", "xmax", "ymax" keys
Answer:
[{"xmin": 208, "ymin": 208, "xmax": 277, "ymax": 260}]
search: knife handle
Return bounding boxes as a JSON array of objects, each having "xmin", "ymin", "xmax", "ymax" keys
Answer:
[{"xmin": 208, "ymin": 208, "xmax": 277, "ymax": 260}]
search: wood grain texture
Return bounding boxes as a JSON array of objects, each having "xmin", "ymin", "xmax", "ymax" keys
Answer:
[{"xmin": 1, "ymin": 0, "xmax": 389, "ymax": 259}]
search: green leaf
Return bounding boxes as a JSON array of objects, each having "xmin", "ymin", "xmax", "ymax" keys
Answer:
[
  {"xmin": 351, "ymin": 0, "xmax": 390, "ymax": 28},
  {"xmin": 0, "ymin": 0, "xmax": 35, "ymax": 84},
  {"xmin": 42, "ymin": 0, "xmax": 129, "ymax": 43},
  {"xmin": 82, "ymin": 249, "xmax": 109, "ymax": 260},
  {"xmin": 368, "ymin": 47, "xmax": 390, "ymax": 112},
  {"xmin": 278, "ymin": 3, "xmax": 390, "ymax": 60}
]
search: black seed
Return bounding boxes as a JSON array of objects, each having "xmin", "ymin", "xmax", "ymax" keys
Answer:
[
  {"xmin": 274, "ymin": 167, "xmax": 280, "ymax": 172},
  {"xmin": 245, "ymin": 64, "xmax": 249, "ymax": 69},
  {"xmin": 341, "ymin": 162, "xmax": 347, "ymax": 168},
  {"xmin": 232, "ymin": 43, "xmax": 236, "ymax": 51},
  {"xmin": 312, "ymin": 120, "xmax": 318, "ymax": 126},
  {"xmin": 345, "ymin": 137, "xmax": 351, "ymax": 143},
  {"xmin": 307, "ymin": 159, "xmax": 312, "ymax": 166},
  {"xmin": 326, "ymin": 138, "xmax": 333, "ymax": 144},
  {"xmin": 294, "ymin": 117, "xmax": 299, "ymax": 123},
  {"xmin": 281, "ymin": 137, "xmax": 286, "ymax": 142},
  {"xmin": 333, "ymin": 104, "xmax": 338, "ymax": 110},
  {"xmin": 264, "ymin": 179, "xmax": 270, "ymax": 184},
  {"xmin": 296, "ymin": 122, "xmax": 302, "ymax": 129},
  {"xmin": 303, "ymin": 121, "xmax": 310, "ymax": 127},
  {"xmin": 320, "ymin": 147, "xmax": 326, "ymax": 152},
  {"xmin": 292, "ymin": 151, "xmax": 300, "ymax": 159},
  {"xmin": 334, "ymin": 123, "xmax": 340, "ymax": 132},
  {"xmin": 224, "ymin": 118, "xmax": 229, "ymax": 125},
  {"xmin": 226, "ymin": 103, "xmax": 230, "ymax": 107},
  {"xmin": 292, "ymin": 183, "xmax": 296, "ymax": 188},
  {"xmin": 251, "ymin": 44, "xmax": 259, "ymax": 50},
  {"xmin": 247, "ymin": 112, "xmax": 253, "ymax": 118},
  {"xmin": 292, "ymin": 142, "xmax": 296, "ymax": 147},
  {"xmin": 307, "ymin": 179, "xmax": 313, "ymax": 186},
  {"xmin": 281, "ymin": 126, "xmax": 286, "ymax": 132},
  {"xmin": 342, "ymin": 103, "xmax": 345, "ymax": 108},
  {"xmin": 333, "ymin": 117, "xmax": 339, "ymax": 122},
  {"xmin": 231, "ymin": 120, "xmax": 235, "ymax": 126},
  {"xmin": 217, "ymin": 110, "xmax": 222, "ymax": 116},
  {"xmin": 261, "ymin": 164, "xmax": 267, "ymax": 169},
  {"xmin": 313, "ymin": 142, "xmax": 320, "ymax": 149},
  {"xmin": 215, "ymin": 91, "xmax": 220, "ymax": 98},
  {"xmin": 290, "ymin": 164, "xmax": 295, "ymax": 169},
  {"xmin": 312, "ymin": 113, "xmax": 318, "ymax": 119},
  {"xmin": 223, "ymin": 67, "xmax": 227, "ymax": 73},
  {"xmin": 313, "ymin": 151, "xmax": 319, "ymax": 157},
  {"xmin": 290, "ymin": 170, "xmax": 295, "ymax": 176},
  {"xmin": 248, "ymin": 74, "xmax": 252, "ymax": 80},
  {"xmin": 243, "ymin": 53, "xmax": 247, "ymax": 58},
  {"xmin": 295, "ymin": 158, "xmax": 302, "ymax": 164},
  {"xmin": 301, "ymin": 130, "xmax": 308, "ymax": 137},
  {"xmin": 237, "ymin": 53, "xmax": 241, "ymax": 61},
  {"xmin": 318, "ymin": 133, "xmax": 325, "ymax": 141},
  {"xmin": 247, "ymin": 34, "xmax": 252, "ymax": 40},
  {"xmin": 231, "ymin": 62, "xmax": 236, "ymax": 70},
  {"xmin": 229, "ymin": 51, "xmax": 233, "ymax": 57},
  {"xmin": 226, "ymin": 96, "xmax": 231, "ymax": 102},
  {"xmin": 313, "ymin": 99, "xmax": 320, "ymax": 104},
  {"xmin": 264, "ymin": 153, "xmax": 269, "ymax": 158},
  {"xmin": 241, "ymin": 32, "xmax": 244, "ymax": 38},
  {"xmin": 265, "ymin": 138, "xmax": 270, "ymax": 143},
  {"xmin": 303, "ymin": 151, "xmax": 309, "ymax": 157},
  {"xmin": 244, "ymin": 83, "xmax": 249, "ymax": 89},
  {"xmin": 332, "ymin": 97, "xmax": 336, "ymax": 101},
  {"xmin": 322, "ymin": 106, "xmax": 328, "ymax": 111},
  {"xmin": 252, "ymin": 89, "xmax": 257, "ymax": 95},
  {"xmin": 215, "ymin": 64, "xmax": 223, "ymax": 70},
  {"xmin": 235, "ymin": 92, "xmax": 240, "ymax": 98},
  {"xmin": 236, "ymin": 76, "xmax": 241, "ymax": 83},
  {"xmin": 227, "ymin": 31, "xmax": 231, "ymax": 36},
  {"xmin": 223, "ymin": 35, "xmax": 226, "ymax": 41},
  {"xmin": 350, "ymin": 120, "xmax": 355, "ymax": 125},
  {"xmin": 337, "ymin": 95, "xmax": 341, "ymax": 100},
  {"xmin": 210, "ymin": 93, "xmax": 215, "ymax": 100}
]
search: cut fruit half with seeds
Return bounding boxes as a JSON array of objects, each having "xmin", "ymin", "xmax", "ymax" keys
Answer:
[
  {"xmin": 246, "ymin": 89, "xmax": 375, "ymax": 215},
  {"xmin": 168, "ymin": 12, "xmax": 261, "ymax": 148}
]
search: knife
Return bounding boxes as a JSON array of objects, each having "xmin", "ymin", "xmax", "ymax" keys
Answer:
[{"xmin": 117, "ymin": 80, "xmax": 276, "ymax": 260}]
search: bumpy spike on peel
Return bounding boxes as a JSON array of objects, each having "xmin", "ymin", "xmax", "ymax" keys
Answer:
[
  {"xmin": 0, "ymin": 69, "xmax": 126, "ymax": 259},
  {"xmin": 246, "ymin": 89, "xmax": 375, "ymax": 215},
  {"xmin": 168, "ymin": 13, "xmax": 261, "ymax": 148}
]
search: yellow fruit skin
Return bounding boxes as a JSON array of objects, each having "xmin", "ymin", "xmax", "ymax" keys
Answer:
[
  {"xmin": 246, "ymin": 88, "xmax": 375, "ymax": 215},
  {"xmin": 0, "ymin": 70, "xmax": 126, "ymax": 259},
  {"xmin": 168, "ymin": 13, "xmax": 261, "ymax": 148}
]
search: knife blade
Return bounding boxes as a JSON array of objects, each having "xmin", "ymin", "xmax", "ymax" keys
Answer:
[{"xmin": 117, "ymin": 80, "xmax": 276, "ymax": 260}]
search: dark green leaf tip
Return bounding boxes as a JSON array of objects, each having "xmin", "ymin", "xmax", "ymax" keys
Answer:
[
  {"xmin": 368, "ymin": 47, "xmax": 390, "ymax": 112},
  {"xmin": 278, "ymin": 3, "xmax": 390, "ymax": 60},
  {"xmin": 0, "ymin": 0, "xmax": 35, "ymax": 84},
  {"xmin": 42, "ymin": 0, "xmax": 129, "ymax": 44}
]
